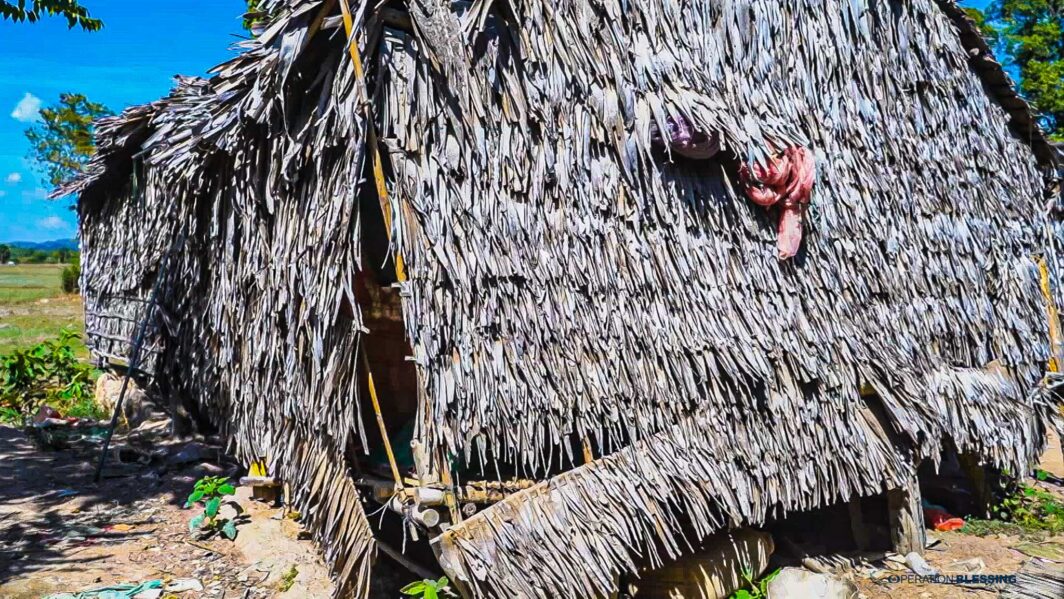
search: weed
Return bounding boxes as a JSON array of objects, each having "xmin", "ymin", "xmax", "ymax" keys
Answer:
[
  {"xmin": 401, "ymin": 576, "xmax": 455, "ymax": 599},
  {"xmin": 279, "ymin": 565, "xmax": 298, "ymax": 592},
  {"xmin": 961, "ymin": 480, "xmax": 1064, "ymax": 538},
  {"xmin": 185, "ymin": 476, "xmax": 239, "ymax": 540},
  {"xmin": 959, "ymin": 518, "xmax": 1032, "ymax": 538},
  {"xmin": 993, "ymin": 482, "xmax": 1064, "ymax": 534},
  {"xmin": 729, "ymin": 567, "xmax": 780, "ymax": 599}
]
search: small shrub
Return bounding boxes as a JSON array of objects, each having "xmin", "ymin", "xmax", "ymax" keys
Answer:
[
  {"xmin": 962, "ymin": 480, "xmax": 1064, "ymax": 538},
  {"xmin": 186, "ymin": 476, "xmax": 239, "ymax": 540},
  {"xmin": 60, "ymin": 257, "xmax": 80, "ymax": 293},
  {"xmin": 0, "ymin": 329, "xmax": 99, "ymax": 422},
  {"xmin": 993, "ymin": 482, "xmax": 1064, "ymax": 534}
]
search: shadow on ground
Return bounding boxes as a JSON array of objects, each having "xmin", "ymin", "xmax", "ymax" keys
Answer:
[{"xmin": 0, "ymin": 423, "xmax": 229, "ymax": 591}]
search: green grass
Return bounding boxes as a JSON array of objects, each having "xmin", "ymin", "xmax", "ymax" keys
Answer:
[
  {"xmin": 0, "ymin": 264, "xmax": 85, "ymax": 356},
  {"xmin": 0, "ymin": 264, "xmax": 67, "ymax": 304}
]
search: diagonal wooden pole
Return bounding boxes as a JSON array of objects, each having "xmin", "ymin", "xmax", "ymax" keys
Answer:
[
  {"xmin": 339, "ymin": 0, "xmax": 406, "ymax": 283},
  {"xmin": 94, "ymin": 233, "xmax": 184, "ymax": 483}
]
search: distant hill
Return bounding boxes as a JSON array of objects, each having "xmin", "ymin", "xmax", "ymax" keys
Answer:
[{"xmin": 3, "ymin": 239, "xmax": 79, "ymax": 251}]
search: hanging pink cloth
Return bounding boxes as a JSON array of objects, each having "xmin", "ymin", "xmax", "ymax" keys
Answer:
[{"xmin": 739, "ymin": 146, "xmax": 816, "ymax": 259}]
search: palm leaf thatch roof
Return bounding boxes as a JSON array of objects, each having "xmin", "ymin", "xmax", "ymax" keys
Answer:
[{"xmin": 66, "ymin": 0, "xmax": 1062, "ymax": 597}]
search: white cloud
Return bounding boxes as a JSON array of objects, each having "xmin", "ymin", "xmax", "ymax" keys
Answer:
[
  {"xmin": 37, "ymin": 216, "xmax": 66, "ymax": 230},
  {"xmin": 10, "ymin": 93, "xmax": 42, "ymax": 122},
  {"xmin": 5, "ymin": 172, "xmax": 22, "ymax": 184}
]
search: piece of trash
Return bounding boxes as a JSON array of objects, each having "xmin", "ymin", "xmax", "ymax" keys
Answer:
[
  {"xmin": 945, "ymin": 557, "xmax": 985, "ymax": 574},
  {"xmin": 55, "ymin": 489, "xmax": 80, "ymax": 498},
  {"xmin": 922, "ymin": 500, "xmax": 965, "ymax": 531},
  {"xmin": 165, "ymin": 578, "xmax": 204, "ymax": 592},
  {"xmin": 904, "ymin": 552, "xmax": 938, "ymax": 576},
  {"xmin": 44, "ymin": 580, "xmax": 163, "ymax": 599},
  {"xmin": 33, "ymin": 405, "xmax": 62, "ymax": 423},
  {"xmin": 108, "ymin": 523, "xmax": 135, "ymax": 533}
]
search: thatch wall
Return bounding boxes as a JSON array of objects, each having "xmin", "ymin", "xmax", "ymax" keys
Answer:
[{"xmin": 66, "ymin": 0, "xmax": 1062, "ymax": 597}]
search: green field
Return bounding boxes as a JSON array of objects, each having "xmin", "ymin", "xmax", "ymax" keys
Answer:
[{"xmin": 0, "ymin": 264, "xmax": 85, "ymax": 356}]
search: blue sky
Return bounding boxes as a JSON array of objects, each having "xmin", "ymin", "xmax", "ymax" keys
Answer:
[
  {"xmin": 0, "ymin": 1, "xmax": 245, "ymax": 243},
  {"xmin": 0, "ymin": 0, "xmax": 994, "ymax": 243}
]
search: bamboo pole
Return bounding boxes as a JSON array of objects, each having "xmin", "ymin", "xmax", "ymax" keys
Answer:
[
  {"xmin": 362, "ymin": 348, "xmax": 403, "ymax": 488},
  {"xmin": 1038, "ymin": 255, "xmax": 1062, "ymax": 373},
  {"xmin": 339, "ymin": 0, "xmax": 406, "ymax": 282}
]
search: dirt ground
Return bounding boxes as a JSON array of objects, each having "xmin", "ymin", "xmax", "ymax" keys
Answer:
[
  {"xmin": 1, "ymin": 419, "xmax": 1062, "ymax": 599},
  {"xmin": 853, "ymin": 432, "xmax": 1064, "ymax": 599},
  {"xmin": 0, "ymin": 425, "xmax": 333, "ymax": 599}
]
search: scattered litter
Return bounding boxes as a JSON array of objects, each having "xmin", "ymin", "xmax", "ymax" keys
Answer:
[
  {"xmin": 945, "ymin": 557, "xmax": 986, "ymax": 574},
  {"xmin": 904, "ymin": 552, "xmax": 938, "ymax": 576},
  {"xmin": 1001, "ymin": 559, "xmax": 1064, "ymax": 599},
  {"xmin": 924, "ymin": 532, "xmax": 944, "ymax": 550},
  {"xmin": 44, "ymin": 580, "xmax": 163, "ymax": 599},
  {"xmin": 164, "ymin": 578, "xmax": 204, "ymax": 592},
  {"xmin": 922, "ymin": 500, "xmax": 965, "ymax": 531}
]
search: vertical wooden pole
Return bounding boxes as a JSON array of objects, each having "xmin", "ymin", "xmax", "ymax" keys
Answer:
[
  {"xmin": 847, "ymin": 498, "xmax": 869, "ymax": 551},
  {"xmin": 581, "ymin": 436, "xmax": 594, "ymax": 464},
  {"xmin": 958, "ymin": 453, "xmax": 992, "ymax": 518},
  {"xmin": 888, "ymin": 472, "xmax": 926, "ymax": 555}
]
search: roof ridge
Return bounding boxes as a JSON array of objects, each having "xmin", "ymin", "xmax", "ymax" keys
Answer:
[{"xmin": 935, "ymin": 0, "xmax": 1060, "ymax": 168}]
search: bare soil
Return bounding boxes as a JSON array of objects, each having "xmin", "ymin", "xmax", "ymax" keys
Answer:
[{"xmin": 0, "ymin": 425, "xmax": 333, "ymax": 599}]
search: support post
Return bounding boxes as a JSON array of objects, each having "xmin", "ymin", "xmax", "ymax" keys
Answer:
[
  {"xmin": 888, "ymin": 473, "xmax": 926, "ymax": 555},
  {"xmin": 847, "ymin": 498, "xmax": 869, "ymax": 551},
  {"xmin": 958, "ymin": 453, "xmax": 992, "ymax": 518}
]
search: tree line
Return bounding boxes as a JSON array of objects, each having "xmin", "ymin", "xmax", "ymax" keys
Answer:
[{"xmin": 0, "ymin": 245, "xmax": 78, "ymax": 266}]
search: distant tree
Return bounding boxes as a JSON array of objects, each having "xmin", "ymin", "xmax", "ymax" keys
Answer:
[
  {"xmin": 963, "ymin": 7, "xmax": 1002, "ymax": 49},
  {"xmin": 0, "ymin": 0, "xmax": 102, "ymax": 31},
  {"xmin": 25, "ymin": 93, "xmax": 113, "ymax": 189},
  {"xmin": 0, "ymin": 244, "xmax": 10, "ymax": 264},
  {"xmin": 56, "ymin": 248, "xmax": 70, "ymax": 263},
  {"xmin": 244, "ymin": 0, "xmax": 267, "ymax": 33},
  {"xmin": 974, "ymin": 1, "xmax": 1064, "ymax": 140},
  {"xmin": 61, "ymin": 256, "xmax": 79, "ymax": 293}
]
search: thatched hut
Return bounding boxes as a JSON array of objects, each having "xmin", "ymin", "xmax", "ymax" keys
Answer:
[{"xmin": 65, "ymin": 0, "xmax": 1063, "ymax": 596}]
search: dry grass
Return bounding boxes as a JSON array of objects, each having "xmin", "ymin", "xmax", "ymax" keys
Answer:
[{"xmin": 0, "ymin": 264, "xmax": 85, "ymax": 356}]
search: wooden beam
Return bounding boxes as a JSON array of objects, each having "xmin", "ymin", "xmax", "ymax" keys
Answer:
[{"xmin": 887, "ymin": 472, "xmax": 926, "ymax": 555}]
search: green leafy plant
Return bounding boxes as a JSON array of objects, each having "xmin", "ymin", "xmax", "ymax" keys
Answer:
[
  {"xmin": 0, "ymin": 0, "xmax": 102, "ymax": 30},
  {"xmin": 185, "ymin": 476, "xmax": 239, "ymax": 540},
  {"xmin": 0, "ymin": 329, "xmax": 99, "ymax": 423},
  {"xmin": 401, "ymin": 576, "xmax": 455, "ymax": 599},
  {"xmin": 729, "ymin": 568, "xmax": 780, "ymax": 599},
  {"xmin": 279, "ymin": 565, "xmax": 299, "ymax": 592},
  {"xmin": 992, "ymin": 482, "xmax": 1064, "ymax": 534},
  {"xmin": 967, "ymin": 1, "xmax": 1064, "ymax": 140}
]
